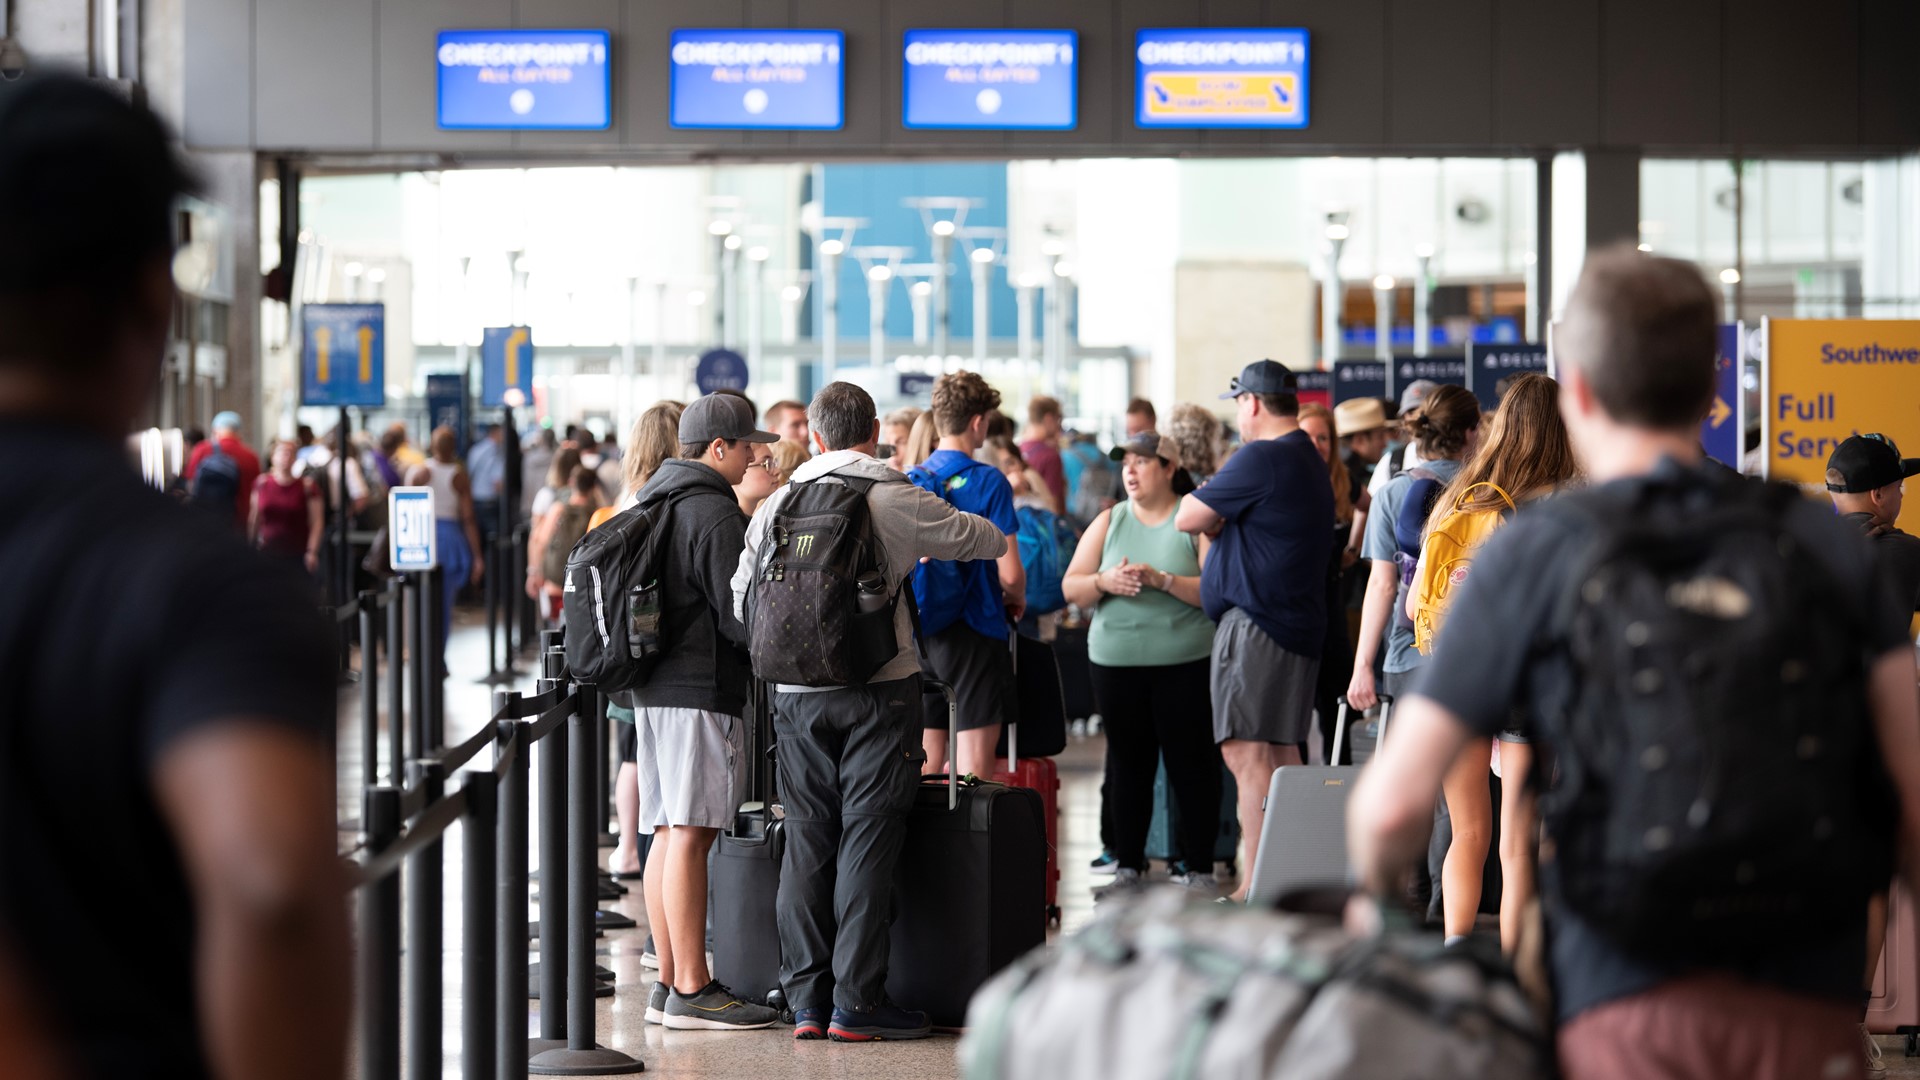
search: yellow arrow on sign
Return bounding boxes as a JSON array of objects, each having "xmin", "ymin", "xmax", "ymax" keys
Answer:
[
  {"xmin": 314, "ymin": 326, "xmax": 332, "ymax": 383},
  {"xmin": 1709, "ymin": 395, "xmax": 1732, "ymax": 429},
  {"xmin": 505, "ymin": 327, "xmax": 530, "ymax": 388},
  {"xmin": 357, "ymin": 324, "xmax": 376, "ymax": 383}
]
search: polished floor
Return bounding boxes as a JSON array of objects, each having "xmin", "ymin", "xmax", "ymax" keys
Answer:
[{"xmin": 338, "ymin": 606, "xmax": 1920, "ymax": 1079}]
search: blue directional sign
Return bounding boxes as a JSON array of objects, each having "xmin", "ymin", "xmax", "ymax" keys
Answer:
[
  {"xmin": 481, "ymin": 326, "xmax": 535, "ymax": 408},
  {"xmin": 436, "ymin": 30, "xmax": 611, "ymax": 130},
  {"xmin": 1388, "ymin": 355, "xmax": 1467, "ymax": 400},
  {"xmin": 696, "ymin": 349, "xmax": 750, "ymax": 395},
  {"xmin": 903, "ymin": 29, "xmax": 1077, "ymax": 130},
  {"xmin": 1134, "ymin": 28, "xmax": 1310, "ymax": 129},
  {"xmin": 1466, "ymin": 343, "xmax": 1549, "ymax": 410},
  {"xmin": 301, "ymin": 303, "xmax": 385, "ymax": 408},
  {"xmin": 1702, "ymin": 323, "xmax": 1743, "ymax": 467},
  {"xmin": 670, "ymin": 29, "xmax": 845, "ymax": 130},
  {"xmin": 1333, "ymin": 360, "xmax": 1389, "ymax": 405}
]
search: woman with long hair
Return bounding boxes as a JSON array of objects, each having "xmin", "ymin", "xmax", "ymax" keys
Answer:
[
  {"xmin": 1297, "ymin": 403, "xmax": 1359, "ymax": 766},
  {"xmin": 1416, "ymin": 372, "xmax": 1577, "ymax": 952},
  {"xmin": 407, "ymin": 427, "xmax": 485, "ymax": 665}
]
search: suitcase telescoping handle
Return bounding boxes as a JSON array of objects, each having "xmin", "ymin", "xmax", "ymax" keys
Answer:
[
  {"xmin": 1331, "ymin": 694, "xmax": 1393, "ymax": 767},
  {"xmin": 925, "ymin": 677, "xmax": 959, "ymax": 811},
  {"xmin": 1006, "ymin": 624, "xmax": 1020, "ymax": 769}
]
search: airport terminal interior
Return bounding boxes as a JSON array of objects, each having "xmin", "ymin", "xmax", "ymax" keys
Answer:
[{"xmin": 7, "ymin": 0, "xmax": 1920, "ymax": 1077}]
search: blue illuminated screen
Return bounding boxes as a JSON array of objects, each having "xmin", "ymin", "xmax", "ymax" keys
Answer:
[
  {"xmin": 903, "ymin": 29, "xmax": 1077, "ymax": 130},
  {"xmin": 670, "ymin": 29, "xmax": 845, "ymax": 130},
  {"xmin": 1134, "ymin": 27, "xmax": 1310, "ymax": 129},
  {"xmin": 436, "ymin": 29, "xmax": 611, "ymax": 130}
]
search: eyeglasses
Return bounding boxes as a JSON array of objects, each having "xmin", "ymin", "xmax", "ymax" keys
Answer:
[{"xmin": 751, "ymin": 456, "xmax": 779, "ymax": 473}]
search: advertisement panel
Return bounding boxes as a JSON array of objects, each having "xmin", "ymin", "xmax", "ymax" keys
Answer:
[{"xmin": 1764, "ymin": 319, "xmax": 1920, "ymax": 534}]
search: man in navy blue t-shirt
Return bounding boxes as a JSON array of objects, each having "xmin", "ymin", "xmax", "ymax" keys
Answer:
[
  {"xmin": 1177, "ymin": 360, "xmax": 1334, "ymax": 901},
  {"xmin": 911, "ymin": 371, "xmax": 1026, "ymax": 780}
]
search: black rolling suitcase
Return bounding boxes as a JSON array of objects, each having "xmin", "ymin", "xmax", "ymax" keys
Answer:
[
  {"xmin": 887, "ymin": 678, "xmax": 1048, "ymax": 1030},
  {"xmin": 708, "ymin": 679, "xmax": 787, "ymax": 1009},
  {"xmin": 1051, "ymin": 620, "xmax": 1097, "ymax": 723}
]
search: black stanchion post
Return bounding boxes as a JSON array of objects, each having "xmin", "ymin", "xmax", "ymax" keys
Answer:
[
  {"xmin": 404, "ymin": 759, "xmax": 446, "ymax": 1080},
  {"xmin": 534, "ymin": 645, "xmax": 567, "ymax": 1044},
  {"xmin": 425, "ymin": 567, "xmax": 444, "ymax": 751},
  {"xmin": 360, "ymin": 786, "xmax": 403, "ymax": 1080},
  {"xmin": 408, "ymin": 575, "xmax": 428, "ymax": 761},
  {"xmin": 529, "ymin": 679, "xmax": 643, "ymax": 1076},
  {"xmin": 495, "ymin": 697, "xmax": 544, "ymax": 1074},
  {"xmin": 596, "ymin": 700, "xmax": 614, "ymax": 848},
  {"xmin": 386, "ymin": 575, "xmax": 405, "ymax": 778},
  {"xmin": 485, "ymin": 529, "xmax": 499, "ymax": 679},
  {"xmin": 518, "ymin": 528, "xmax": 537, "ymax": 653},
  {"xmin": 360, "ymin": 593, "xmax": 379, "ymax": 791},
  {"xmin": 461, "ymin": 768, "xmax": 498, "ymax": 1080}
]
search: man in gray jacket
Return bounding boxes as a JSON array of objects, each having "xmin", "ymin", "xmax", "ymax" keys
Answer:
[
  {"xmin": 732, "ymin": 381, "xmax": 1007, "ymax": 1043},
  {"xmin": 634, "ymin": 393, "xmax": 782, "ymax": 1031}
]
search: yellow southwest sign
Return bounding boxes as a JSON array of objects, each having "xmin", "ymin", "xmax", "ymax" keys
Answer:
[
  {"xmin": 1142, "ymin": 71, "xmax": 1300, "ymax": 120},
  {"xmin": 1765, "ymin": 319, "xmax": 1920, "ymax": 535}
]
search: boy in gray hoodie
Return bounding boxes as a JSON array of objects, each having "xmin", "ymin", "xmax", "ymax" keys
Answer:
[{"xmin": 732, "ymin": 381, "xmax": 1007, "ymax": 1042}]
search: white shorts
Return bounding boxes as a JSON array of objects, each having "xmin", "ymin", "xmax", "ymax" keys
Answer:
[{"xmin": 633, "ymin": 707, "xmax": 742, "ymax": 832}]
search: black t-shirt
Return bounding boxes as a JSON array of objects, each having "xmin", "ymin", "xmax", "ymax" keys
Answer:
[
  {"xmin": 1411, "ymin": 458, "xmax": 1911, "ymax": 1022},
  {"xmin": 0, "ymin": 421, "xmax": 334, "ymax": 1077},
  {"xmin": 1841, "ymin": 512, "xmax": 1920, "ymax": 619}
]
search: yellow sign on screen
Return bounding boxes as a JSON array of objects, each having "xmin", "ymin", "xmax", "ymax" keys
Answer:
[
  {"xmin": 1766, "ymin": 319, "xmax": 1920, "ymax": 536},
  {"xmin": 1143, "ymin": 72, "xmax": 1300, "ymax": 119}
]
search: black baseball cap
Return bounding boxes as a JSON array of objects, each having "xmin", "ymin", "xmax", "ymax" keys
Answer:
[
  {"xmin": 1219, "ymin": 359, "xmax": 1299, "ymax": 400},
  {"xmin": 1825, "ymin": 433, "xmax": 1920, "ymax": 494},
  {"xmin": 679, "ymin": 393, "xmax": 779, "ymax": 445}
]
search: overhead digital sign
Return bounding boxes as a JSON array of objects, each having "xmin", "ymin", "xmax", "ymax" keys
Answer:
[
  {"xmin": 436, "ymin": 29, "xmax": 611, "ymax": 130},
  {"xmin": 1134, "ymin": 28, "xmax": 1309, "ymax": 129},
  {"xmin": 903, "ymin": 29, "xmax": 1078, "ymax": 130},
  {"xmin": 669, "ymin": 29, "xmax": 845, "ymax": 130}
]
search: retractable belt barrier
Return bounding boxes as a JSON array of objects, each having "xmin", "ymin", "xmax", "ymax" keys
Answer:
[
  {"xmin": 345, "ymin": 629, "xmax": 644, "ymax": 1080},
  {"xmin": 326, "ymin": 572, "xmax": 447, "ymax": 834}
]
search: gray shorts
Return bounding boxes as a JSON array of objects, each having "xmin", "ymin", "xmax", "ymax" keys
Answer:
[
  {"xmin": 633, "ymin": 707, "xmax": 742, "ymax": 832},
  {"xmin": 1211, "ymin": 607, "xmax": 1320, "ymax": 745}
]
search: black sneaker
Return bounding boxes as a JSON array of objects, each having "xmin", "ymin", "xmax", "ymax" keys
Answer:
[
  {"xmin": 662, "ymin": 980, "xmax": 780, "ymax": 1031},
  {"xmin": 828, "ymin": 1001, "xmax": 932, "ymax": 1042},
  {"xmin": 1088, "ymin": 850, "xmax": 1118, "ymax": 877}
]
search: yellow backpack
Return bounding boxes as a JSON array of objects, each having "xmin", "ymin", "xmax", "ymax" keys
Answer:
[{"xmin": 1409, "ymin": 482, "xmax": 1515, "ymax": 655}]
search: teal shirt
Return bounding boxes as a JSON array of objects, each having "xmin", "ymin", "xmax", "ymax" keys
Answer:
[{"xmin": 1088, "ymin": 500, "xmax": 1216, "ymax": 667}]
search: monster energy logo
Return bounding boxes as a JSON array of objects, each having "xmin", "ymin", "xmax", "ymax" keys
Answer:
[{"xmin": 794, "ymin": 533, "xmax": 815, "ymax": 557}]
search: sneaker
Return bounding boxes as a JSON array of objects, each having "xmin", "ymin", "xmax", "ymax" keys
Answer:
[
  {"xmin": 1861, "ymin": 1023, "xmax": 1888, "ymax": 1080},
  {"xmin": 792, "ymin": 1006, "xmax": 828, "ymax": 1041},
  {"xmin": 640, "ymin": 934, "xmax": 659, "ymax": 969},
  {"xmin": 644, "ymin": 982, "xmax": 668, "ymax": 1025},
  {"xmin": 828, "ymin": 1001, "xmax": 932, "ymax": 1042},
  {"xmin": 1169, "ymin": 871, "xmax": 1216, "ymax": 893},
  {"xmin": 1088, "ymin": 850, "xmax": 1118, "ymax": 877},
  {"xmin": 662, "ymin": 980, "xmax": 780, "ymax": 1031},
  {"xmin": 1094, "ymin": 867, "xmax": 1143, "ymax": 901}
]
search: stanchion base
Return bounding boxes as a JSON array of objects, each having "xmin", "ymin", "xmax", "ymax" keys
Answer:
[
  {"xmin": 532, "ymin": 881, "xmax": 626, "ymax": 902},
  {"xmin": 527, "ymin": 1045, "xmax": 644, "ymax": 1075},
  {"xmin": 530, "ymin": 963, "xmax": 616, "ymax": 981},
  {"xmin": 478, "ymin": 669, "xmax": 521, "ymax": 685},
  {"xmin": 529, "ymin": 1038, "xmax": 569, "ymax": 1058},
  {"xmin": 595, "ymin": 909, "xmax": 638, "ymax": 931},
  {"xmin": 530, "ymin": 921, "xmax": 605, "ymax": 940},
  {"xmin": 528, "ymin": 977, "xmax": 616, "ymax": 1000}
]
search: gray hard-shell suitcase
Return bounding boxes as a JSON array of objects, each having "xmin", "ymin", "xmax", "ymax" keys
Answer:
[{"xmin": 1245, "ymin": 696, "xmax": 1391, "ymax": 906}]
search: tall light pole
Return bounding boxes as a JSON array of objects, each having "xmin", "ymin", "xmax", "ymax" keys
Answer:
[
  {"xmin": 707, "ymin": 220, "xmax": 732, "ymax": 345},
  {"xmin": 1045, "ymin": 260, "xmax": 1075, "ymax": 399},
  {"xmin": 621, "ymin": 273, "xmax": 638, "ymax": 438},
  {"xmin": 909, "ymin": 280, "xmax": 933, "ymax": 346},
  {"xmin": 1320, "ymin": 220, "xmax": 1348, "ymax": 370},
  {"xmin": 930, "ymin": 219, "xmax": 955, "ymax": 360},
  {"xmin": 1413, "ymin": 244, "xmax": 1435, "ymax": 358},
  {"xmin": 867, "ymin": 265, "xmax": 893, "ymax": 371},
  {"xmin": 1015, "ymin": 272, "xmax": 1039, "ymax": 374},
  {"xmin": 651, "ymin": 280, "xmax": 668, "ymax": 395},
  {"xmin": 818, "ymin": 239, "xmax": 844, "ymax": 383},
  {"xmin": 969, "ymin": 246, "xmax": 997, "ymax": 368},
  {"xmin": 1372, "ymin": 275, "xmax": 1396, "ymax": 362},
  {"xmin": 746, "ymin": 246, "xmax": 769, "ymax": 391},
  {"xmin": 721, "ymin": 233, "xmax": 743, "ymax": 346},
  {"xmin": 779, "ymin": 283, "xmax": 807, "ymax": 345}
]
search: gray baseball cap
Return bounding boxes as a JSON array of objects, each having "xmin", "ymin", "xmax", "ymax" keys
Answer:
[
  {"xmin": 679, "ymin": 393, "xmax": 778, "ymax": 445},
  {"xmin": 1398, "ymin": 379, "xmax": 1440, "ymax": 414},
  {"xmin": 1108, "ymin": 432, "xmax": 1183, "ymax": 471}
]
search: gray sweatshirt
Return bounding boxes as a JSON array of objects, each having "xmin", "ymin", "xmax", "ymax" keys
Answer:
[{"xmin": 731, "ymin": 449, "xmax": 1008, "ymax": 692}]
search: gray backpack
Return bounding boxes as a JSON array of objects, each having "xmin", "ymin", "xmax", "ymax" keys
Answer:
[{"xmin": 959, "ymin": 890, "xmax": 1547, "ymax": 1080}]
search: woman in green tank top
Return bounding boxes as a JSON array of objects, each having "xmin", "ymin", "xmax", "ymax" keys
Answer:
[{"xmin": 1062, "ymin": 433, "xmax": 1225, "ymax": 895}]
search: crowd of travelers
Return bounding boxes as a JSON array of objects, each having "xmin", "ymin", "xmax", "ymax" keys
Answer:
[{"xmin": 6, "ymin": 72, "xmax": 1920, "ymax": 1080}]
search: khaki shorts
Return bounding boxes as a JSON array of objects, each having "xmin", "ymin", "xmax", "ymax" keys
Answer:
[
  {"xmin": 633, "ymin": 707, "xmax": 742, "ymax": 832},
  {"xmin": 1211, "ymin": 607, "xmax": 1319, "ymax": 745}
]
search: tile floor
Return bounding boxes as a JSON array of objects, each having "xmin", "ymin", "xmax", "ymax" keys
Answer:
[{"xmin": 337, "ymin": 608, "xmax": 1920, "ymax": 1078}]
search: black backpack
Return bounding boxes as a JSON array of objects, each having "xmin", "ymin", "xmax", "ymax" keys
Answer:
[
  {"xmin": 1539, "ymin": 470, "xmax": 1893, "ymax": 959},
  {"xmin": 560, "ymin": 490, "xmax": 695, "ymax": 694},
  {"xmin": 747, "ymin": 474, "xmax": 898, "ymax": 687},
  {"xmin": 189, "ymin": 444, "xmax": 242, "ymax": 514}
]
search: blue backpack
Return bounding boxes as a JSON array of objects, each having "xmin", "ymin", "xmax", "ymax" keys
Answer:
[
  {"xmin": 189, "ymin": 443, "xmax": 242, "ymax": 516},
  {"xmin": 1015, "ymin": 505, "xmax": 1075, "ymax": 616},
  {"xmin": 907, "ymin": 454, "xmax": 1001, "ymax": 637}
]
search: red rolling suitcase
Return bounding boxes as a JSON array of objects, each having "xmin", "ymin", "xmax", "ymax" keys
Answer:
[{"xmin": 992, "ymin": 631, "xmax": 1062, "ymax": 925}]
